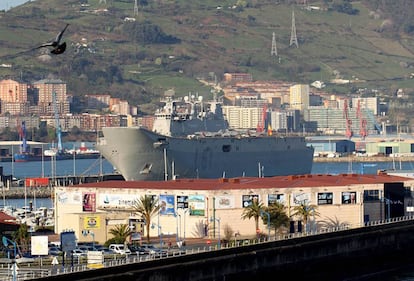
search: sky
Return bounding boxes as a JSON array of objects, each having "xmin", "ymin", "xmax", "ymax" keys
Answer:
[{"xmin": 0, "ymin": 0, "xmax": 31, "ymax": 11}]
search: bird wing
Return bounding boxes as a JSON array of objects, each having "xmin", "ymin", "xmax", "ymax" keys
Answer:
[
  {"xmin": 55, "ymin": 23, "xmax": 69, "ymax": 44},
  {"xmin": 34, "ymin": 42, "xmax": 54, "ymax": 49}
]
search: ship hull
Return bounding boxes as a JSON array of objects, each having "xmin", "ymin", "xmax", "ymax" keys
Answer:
[{"xmin": 97, "ymin": 127, "xmax": 314, "ymax": 181}]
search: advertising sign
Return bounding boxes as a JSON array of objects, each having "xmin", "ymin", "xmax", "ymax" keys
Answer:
[
  {"xmin": 242, "ymin": 194, "xmax": 259, "ymax": 208},
  {"xmin": 215, "ymin": 195, "xmax": 235, "ymax": 209},
  {"xmin": 159, "ymin": 194, "xmax": 175, "ymax": 215},
  {"xmin": 31, "ymin": 236, "xmax": 48, "ymax": 256},
  {"xmin": 188, "ymin": 195, "xmax": 205, "ymax": 216},
  {"xmin": 83, "ymin": 192, "xmax": 96, "ymax": 212},
  {"xmin": 177, "ymin": 195, "xmax": 188, "ymax": 209},
  {"xmin": 84, "ymin": 215, "xmax": 101, "ymax": 229}
]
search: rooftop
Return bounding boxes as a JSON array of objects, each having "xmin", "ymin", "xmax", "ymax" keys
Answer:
[{"xmin": 71, "ymin": 173, "xmax": 411, "ymax": 191}]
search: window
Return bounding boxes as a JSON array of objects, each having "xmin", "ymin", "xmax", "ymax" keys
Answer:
[
  {"xmin": 342, "ymin": 192, "xmax": 356, "ymax": 204},
  {"xmin": 222, "ymin": 145, "xmax": 231, "ymax": 152},
  {"xmin": 140, "ymin": 163, "xmax": 152, "ymax": 174},
  {"xmin": 242, "ymin": 195, "xmax": 259, "ymax": 208},
  {"xmin": 268, "ymin": 194, "xmax": 285, "ymax": 205},
  {"xmin": 364, "ymin": 190, "xmax": 379, "ymax": 202},
  {"xmin": 317, "ymin": 192, "xmax": 333, "ymax": 205}
]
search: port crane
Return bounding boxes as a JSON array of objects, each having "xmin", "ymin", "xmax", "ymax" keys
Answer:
[
  {"xmin": 356, "ymin": 99, "xmax": 368, "ymax": 140},
  {"xmin": 256, "ymin": 104, "xmax": 267, "ymax": 133},
  {"xmin": 45, "ymin": 91, "xmax": 63, "ymax": 157},
  {"xmin": 53, "ymin": 91, "xmax": 63, "ymax": 154},
  {"xmin": 343, "ymin": 100, "xmax": 353, "ymax": 139}
]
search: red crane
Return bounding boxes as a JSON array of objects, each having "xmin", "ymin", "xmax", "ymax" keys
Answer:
[
  {"xmin": 356, "ymin": 99, "xmax": 368, "ymax": 140},
  {"xmin": 256, "ymin": 104, "xmax": 267, "ymax": 133},
  {"xmin": 343, "ymin": 100, "xmax": 353, "ymax": 139}
]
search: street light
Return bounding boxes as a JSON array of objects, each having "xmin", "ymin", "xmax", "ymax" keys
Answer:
[
  {"xmin": 260, "ymin": 211, "xmax": 271, "ymax": 239},
  {"xmin": 210, "ymin": 217, "xmax": 221, "ymax": 249},
  {"xmin": 380, "ymin": 191, "xmax": 391, "ymax": 220},
  {"xmin": 182, "ymin": 208, "xmax": 188, "ymax": 243},
  {"xmin": 173, "ymin": 212, "xmax": 181, "ymax": 243},
  {"xmin": 2, "ymin": 236, "xmax": 17, "ymax": 281},
  {"xmin": 151, "ymin": 223, "xmax": 163, "ymax": 247}
]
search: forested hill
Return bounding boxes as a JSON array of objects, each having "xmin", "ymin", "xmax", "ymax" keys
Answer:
[{"xmin": 0, "ymin": 0, "xmax": 413, "ymax": 115}]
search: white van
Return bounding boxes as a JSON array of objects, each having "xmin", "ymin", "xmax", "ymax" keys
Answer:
[{"xmin": 109, "ymin": 244, "xmax": 131, "ymax": 255}]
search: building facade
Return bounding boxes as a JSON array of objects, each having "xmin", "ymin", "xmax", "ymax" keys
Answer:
[
  {"xmin": 54, "ymin": 174, "xmax": 412, "ymax": 245},
  {"xmin": 289, "ymin": 84, "xmax": 309, "ymax": 111}
]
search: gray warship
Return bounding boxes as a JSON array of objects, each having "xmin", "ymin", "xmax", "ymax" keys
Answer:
[{"xmin": 97, "ymin": 95, "xmax": 314, "ymax": 181}]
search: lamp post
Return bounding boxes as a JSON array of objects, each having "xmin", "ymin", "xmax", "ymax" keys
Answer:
[
  {"xmin": 173, "ymin": 212, "xmax": 180, "ymax": 243},
  {"xmin": 183, "ymin": 208, "xmax": 188, "ymax": 243},
  {"xmin": 2, "ymin": 236, "xmax": 17, "ymax": 281},
  {"xmin": 380, "ymin": 191, "xmax": 391, "ymax": 220},
  {"xmin": 151, "ymin": 223, "xmax": 162, "ymax": 247},
  {"xmin": 260, "ymin": 211, "xmax": 271, "ymax": 240},
  {"xmin": 210, "ymin": 217, "xmax": 221, "ymax": 249}
]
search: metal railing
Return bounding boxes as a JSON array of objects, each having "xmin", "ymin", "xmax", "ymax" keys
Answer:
[{"xmin": 3, "ymin": 215, "xmax": 414, "ymax": 280}]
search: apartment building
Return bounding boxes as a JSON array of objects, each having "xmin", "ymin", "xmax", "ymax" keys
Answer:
[{"xmin": 289, "ymin": 84, "xmax": 310, "ymax": 111}]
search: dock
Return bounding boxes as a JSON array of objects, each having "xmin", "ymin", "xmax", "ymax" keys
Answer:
[{"xmin": 1, "ymin": 173, "xmax": 124, "ymax": 199}]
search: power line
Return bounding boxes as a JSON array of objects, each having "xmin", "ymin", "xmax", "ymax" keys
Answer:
[
  {"xmin": 290, "ymin": 10, "xmax": 299, "ymax": 48},
  {"xmin": 271, "ymin": 32, "xmax": 278, "ymax": 56},
  {"xmin": 134, "ymin": 0, "xmax": 139, "ymax": 17}
]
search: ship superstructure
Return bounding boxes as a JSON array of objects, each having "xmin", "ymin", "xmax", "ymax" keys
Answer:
[{"xmin": 97, "ymin": 95, "xmax": 314, "ymax": 181}]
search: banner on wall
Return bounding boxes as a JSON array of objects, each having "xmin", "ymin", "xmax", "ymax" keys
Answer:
[
  {"xmin": 159, "ymin": 194, "xmax": 175, "ymax": 215},
  {"xmin": 83, "ymin": 192, "xmax": 96, "ymax": 212},
  {"xmin": 268, "ymin": 194, "xmax": 285, "ymax": 205},
  {"xmin": 215, "ymin": 195, "xmax": 235, "ymax": 209},
  {"xmin": 177, "ymin": 195, "xmax": 188, "ymax": 209},
  {"xmin": 242, "ymin": 194, "xmax": 259, "ymax": 208},
  {"xmin": 84, "ymin": 215, "xmax": 101, "ymax": 229},
  {"xmin": 57, "ymin": 191, "xmax": 82, "ymax": 204},
  {"xmin": 292, "ymin": 193, "xmax": 310, "ymax": 205},
  {"xmin": 188, "ymin": 195, "xmax": 205, "ymax": 216},
  {"xmin": 99, "ymin": 194, "xmax": 140, "ymax": 208}
]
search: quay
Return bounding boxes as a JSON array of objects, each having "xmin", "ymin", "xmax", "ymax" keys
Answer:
[
  {"xmin": 32, "ymin": 217, "xmax": 414, "ymax": 281},
  {"xmin": 313, "ymin": 155, "xmax": 414, "ymax": 163},
  {"xmin": 0, "ymin": 173, "xmax": 124, "ymax": 199}
]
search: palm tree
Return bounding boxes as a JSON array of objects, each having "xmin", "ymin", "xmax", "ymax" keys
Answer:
[
  {"xmin": 108, "ymin": 224, "xmax": 132, "ymax": 244},
  {"xmin": 241, "ymin": 198, "xmax": 264, "ymax": 234},
  {"xmin": 132, "ymin": 195, "xmax": 161, "ymax": 243},
  {"xmin": 320, "ymin": 216, "xmax": 349, "ymax": 230},
  {"xmin": 12, "ymin": 223, "xmax": 30, "ymax": 253},
  {"xmin": 292, "ymin": 202, "xmax": 320, "ymax": 232},
  {"xmin": 263, "ymin": 201, "xmax": 290, "ymax": 235}
]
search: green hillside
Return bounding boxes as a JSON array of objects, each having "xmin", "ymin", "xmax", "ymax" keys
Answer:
[{"xmin": 0, "ymin": 0, "xmax": 414, "ymax": 114}]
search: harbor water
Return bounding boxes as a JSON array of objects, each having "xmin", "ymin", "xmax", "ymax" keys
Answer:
[{"xmin": 1, "ymin": 158, "xmax": 414, "ymax": 280}]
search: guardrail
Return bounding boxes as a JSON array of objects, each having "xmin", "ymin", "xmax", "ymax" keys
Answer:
[{"xmin": 3, "ymin": 215, "xmax": 414, "ymax": 281}]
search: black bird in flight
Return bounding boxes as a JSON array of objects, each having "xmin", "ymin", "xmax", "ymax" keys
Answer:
[{"xmin": 35, "ymin": 23, "xmax": 69, "ymax": 55}]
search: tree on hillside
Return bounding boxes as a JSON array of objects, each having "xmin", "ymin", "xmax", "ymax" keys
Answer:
[
  {"xmin": 132, "ymin": 195, "xmax": 161, "ymax": 243},
  {"xmin": 241, "ymin": 198, "xmax": 264, "ymax": 234}
]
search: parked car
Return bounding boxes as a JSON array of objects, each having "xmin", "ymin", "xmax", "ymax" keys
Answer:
[
  {"xmin": 128, "ymin": 244, "xmax": 147, "ymax": 256},
  {"xmin": 71, "ymin": 248, "xmax": 87, "ymax": 258},
  {"xmin": 140, "ymin": 244, "xmax": 167, "ymax": 257},
  {"xmin": 108, "ymin": 244, "xmax": 131, "ymax": 255},
  {"xmin": 48, "ymin": 246, "xmax": 62, "ymax": 256},
  {"xmin": 94, "ymin": 245, "xmax": 114, "ymax": 255}
]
